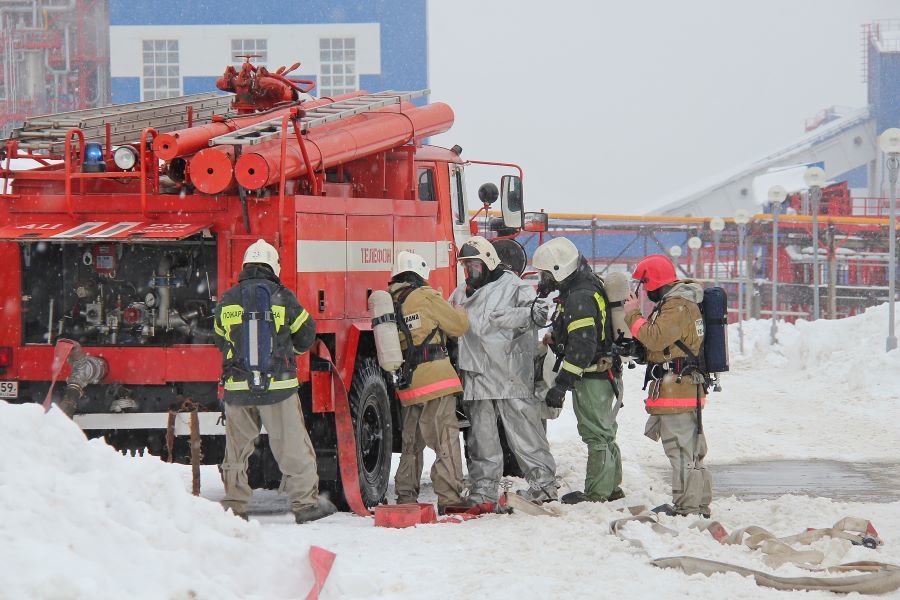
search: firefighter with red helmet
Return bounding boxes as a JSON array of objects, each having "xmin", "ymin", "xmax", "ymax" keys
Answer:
[
  {"xmin": 623, "ymin": 254, "xmax": 712, "ymax": 517},
  {"xmin": 532, "ymin": 237, "xmax": 624, "ymax": 504}
]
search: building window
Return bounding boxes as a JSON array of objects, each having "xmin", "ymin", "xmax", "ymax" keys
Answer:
[
  {"xmin": 231, "ymin": 39, "xmax": 267, "ymax": 65},
  {"xmin": 142, "ymin": 40, "xmax": 180, "ymax": 101},
  {"xmin": 319, "ymin": 37, "xmax": 357, "ymax": 97}
]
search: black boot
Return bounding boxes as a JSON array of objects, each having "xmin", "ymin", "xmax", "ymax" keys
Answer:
[
  {"xmin": 562, "ymin": 489, "xmax": 625, "ymax": 505},
  {"xmin": 294, "ymin": 498, "xmax": 337, "ymax": 524},
  {"xmin": 651, "ymin": 503, "xmax": 711, "ymax": 518},
  {"xmin": 651, "ymin": 503, "xmax": 678, "ymax": 516}
]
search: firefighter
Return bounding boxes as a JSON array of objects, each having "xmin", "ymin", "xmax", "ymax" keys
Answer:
[
  {"xmin": 449, "ymin": 236, "xmax": 558, "ymax": 504},
  {"xmin": 623, "ymin": 254, "xmax": 712, "ymax": 517},
  {"xmin": 213, "ymin": 239, "xmax": 335, "ymax": 524},
  {"xmin": 389, "ymin": 251, "xmax": 471, "ymax": 513},
  {"xmin": 532, "ymin": 237, "xmax": 624, "ymax": 504}
]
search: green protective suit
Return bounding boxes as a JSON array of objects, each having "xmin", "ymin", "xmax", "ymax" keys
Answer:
[{"xmin": 572, "ymin": 375, "xmax": 622, "ymax": 500}]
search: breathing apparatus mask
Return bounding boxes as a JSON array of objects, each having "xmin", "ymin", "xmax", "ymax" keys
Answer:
[
  {"xmin": 463, "ymin": 258, "xmax": 489, "ymax": 291},
  {"xmin": 537, "ymin": 270, "xmax": 558, "ymax": 298}
]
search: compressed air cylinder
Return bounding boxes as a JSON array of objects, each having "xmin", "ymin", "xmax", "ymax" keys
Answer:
[
  {"xmin": 368, "ymin": 290, "xmax": 404, "ymax": 372},
  {"xmin": 604, "ymin": 271, "xmax": 632, "ymax": 343},
  {"xmin": 542, "ymin": 349, "xmax": 559, "ymax": 390}
]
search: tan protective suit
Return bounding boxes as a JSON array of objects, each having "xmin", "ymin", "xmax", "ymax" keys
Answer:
[
  {"xmin": 625, "ymin": 281, "xmax": 712, "ymax": 515},
  {"xmin": 390, "ymin": 282, "xmax": 469, "ymax": 506}
]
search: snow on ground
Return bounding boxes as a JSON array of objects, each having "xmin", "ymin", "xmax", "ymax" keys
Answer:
[{"xmin": 2, "ymin": 305, "xmax": 900, "ymax": 599}]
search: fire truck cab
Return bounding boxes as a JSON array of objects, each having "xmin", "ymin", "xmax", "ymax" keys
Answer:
[{"xmin": 0, "ymin": 81, "xmax": 546, "ymax": 508}]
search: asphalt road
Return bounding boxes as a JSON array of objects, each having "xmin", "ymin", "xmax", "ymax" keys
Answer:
[{"xmin": 708, "ymin": 460, "xmax": 900, "ymax": 503}]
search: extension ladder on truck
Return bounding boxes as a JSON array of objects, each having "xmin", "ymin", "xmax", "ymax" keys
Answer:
[
  {"xmin": 208, "ymin": 90, "xmax": 430, "ymax": 146},
  {"xmin": 4, "ymin": 93, "xmax": 235, "ymax": 153}
]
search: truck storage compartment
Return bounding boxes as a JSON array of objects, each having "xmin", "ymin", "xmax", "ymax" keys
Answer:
[{"xmin": 20, "ymin": 237, "xmax": 217, "ymax": 346}]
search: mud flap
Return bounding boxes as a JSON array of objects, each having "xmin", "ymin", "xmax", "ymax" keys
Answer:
[{"xmin": 313, "ymin": 340, "xmax": 371, "ymax": 517}]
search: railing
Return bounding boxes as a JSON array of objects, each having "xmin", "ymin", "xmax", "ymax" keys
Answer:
[
  {"xmin": 851, "ymin": 197, "xmax": 892, "ymax": 217},
  {"xmin": 2, "ymin": 125, "xmax": 161, "ymax": 217}
]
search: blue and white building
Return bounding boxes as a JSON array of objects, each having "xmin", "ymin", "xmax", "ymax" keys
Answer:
[{"xmin": 108, "ymin": 0, "xmax": 427, "ymax": 103}]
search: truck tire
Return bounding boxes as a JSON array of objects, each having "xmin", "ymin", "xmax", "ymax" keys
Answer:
[{"xmin": 330, "ymin": 357, "xmax": 393, "ymax": 509}]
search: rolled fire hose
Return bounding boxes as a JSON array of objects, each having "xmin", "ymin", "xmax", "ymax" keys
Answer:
[{"xmin": 313, "ymin": 339, "xmax": 372, "ymax": 518}]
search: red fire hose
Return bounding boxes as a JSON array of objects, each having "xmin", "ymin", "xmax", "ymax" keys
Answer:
[{"xmin": 313, "ymin": 340, "xmax": 371, "ymax": 517}]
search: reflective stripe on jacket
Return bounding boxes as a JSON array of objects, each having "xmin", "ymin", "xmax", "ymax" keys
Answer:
[
  {"xmin": 549, "ymin": 265, "xmax": 610, "ymax": 390},
  {"xmin": 390, "ymin": 283, "xmax": 469, "ymax": 406},
  {"xmin": 213, "ymin": 265, "xmax": 316, "ymax": 406},
  {"xmin": 624, "ymin": 281, "xmax": 705, "ymax": 415}
]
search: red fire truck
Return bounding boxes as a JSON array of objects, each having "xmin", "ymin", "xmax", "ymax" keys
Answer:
[{"xmin": 0, "ymin": 63, "xmax": 546, "ymax": 508}]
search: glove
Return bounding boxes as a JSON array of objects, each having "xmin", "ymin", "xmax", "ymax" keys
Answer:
[{"xmin": 545, "ymin": 386, "xmax": 567, "ymax": 409}]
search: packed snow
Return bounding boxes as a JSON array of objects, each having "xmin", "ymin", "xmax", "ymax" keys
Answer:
[{"xmin": 2, "ymin": 305, "xmax": 900, "ymax": 599}]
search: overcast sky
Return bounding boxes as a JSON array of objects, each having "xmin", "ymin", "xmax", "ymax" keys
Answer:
[{"xmin": 428, "ymin": 0, "xmax": 899, "ymax": 215}]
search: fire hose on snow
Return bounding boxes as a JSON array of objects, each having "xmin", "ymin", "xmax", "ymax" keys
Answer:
[{"xmin": 609, "ymin": 508, "xmax": 900, "ymax": 594}]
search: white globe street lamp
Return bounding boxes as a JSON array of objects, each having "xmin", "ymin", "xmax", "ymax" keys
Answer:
[
  {"xmin": 804, "ymin": 166, "xmax": 827, "ymax": 321},
  {"xmin": 709, "ymin": 217, "xmax": 725, "ymax": 288},
  {"xmin": 734, "ymin": 209, "xmax": 751, "ymax": 353},
  {"xmin": 669, "ymin": 244, "xmax": 683, "ymax": 271},
  {"xmin": 688, "ymin": 236, "xmax": 702, "ymax": 277},
  {"xmin": 768, "ymin": 185, "xmax": 787, "ymax": 345},
  {"xmin": 879, "ymin": 128, "xmax": 900, "ymax": 351}
]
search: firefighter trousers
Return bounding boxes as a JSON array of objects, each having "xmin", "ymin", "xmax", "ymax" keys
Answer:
[
  {"xmin": 647, "ymin": 412, "xmax": 712, "ymax": 515},
  {"xmin": 461, "ymin": 397, "xmax": 557, "ymax": 502},
  {"xmin": 220, "ymin": 393, "xmax": 319, "ymax": 514},
  {"xmin": 572, "ymin": 376, "xmax": 623, "ymax": 500},
  {"xmin": 394, "ymin": 395, "xmax": 464, "ymax": 506}
]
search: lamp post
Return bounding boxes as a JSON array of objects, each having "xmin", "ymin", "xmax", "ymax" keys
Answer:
[
  {"xmin": 709, "ymin": 217, "xmax": 725, "ymax": 287},
  {"xmin": 688, "ymin": 236, "xmax": 702, "ymax": 277},
  {"xmin": 768, "ymin": 185, "xmax": 787, "ymax": 345},
  {"xmin": 879, "ymin": 128, "xmax": 900, "ymax": 351},
  {"xmin": 804, "ymin": 166, "xmax": 827, "ymax": 321},
  {"xmin": 669, "ymin": 244, "xmax": 683, "ymax": 273},
  {"xmin": 734, "ymin": 209, "xmax": 750, "ymax": 353}
]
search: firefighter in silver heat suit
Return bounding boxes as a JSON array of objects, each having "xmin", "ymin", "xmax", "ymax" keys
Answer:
[{"xmin": 450, "ymin": 237, "xmax": 558, "ymax": 504}]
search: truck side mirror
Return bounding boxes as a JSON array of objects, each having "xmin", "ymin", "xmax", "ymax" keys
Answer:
[
  {"xmin": 523, "ymin": 212, "xmax": 548, "ymax": 232},
  {"xmin": 500, "ymin": 175, "xmax": 523, "ymax": 229}
]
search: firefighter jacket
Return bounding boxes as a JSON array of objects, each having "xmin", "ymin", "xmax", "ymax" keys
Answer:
[
  {"xmin": 449, "ymin": 270, "xmax": 549, "ymax": 401},
  {"xmin": 213, "ymin": 264, "xmax": 316, "ymax": 406},
  {"xmin": 549, "ymin": 264, "xmax": 612, "ymax": 392},
  {"xmin": 389, "ymin": 282, "xmax": 469, "ymax": 406},
  {"xmin": 624, "ymin": 281, "xmax": 706, "ymax": 415}
]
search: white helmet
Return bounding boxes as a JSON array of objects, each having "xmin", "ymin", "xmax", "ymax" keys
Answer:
[
  {"xmin": 532, "ymin": 237, "xmax": 581, "ymax": 282},
  {"xmin": 243, "ymin": 239, "xmax": 281, "ymax": 276},
  {"xmin": 392, "ymin": 250, "xmax": 431, "ymax": 280},
  {"xmin": 457, "ymin": 236, "xmax": 501, "ymax": 270}
]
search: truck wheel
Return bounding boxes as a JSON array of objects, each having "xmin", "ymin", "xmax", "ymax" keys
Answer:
[{"xmin": 342, "ymin": 357, "xmax": 392, "ymax": 508}]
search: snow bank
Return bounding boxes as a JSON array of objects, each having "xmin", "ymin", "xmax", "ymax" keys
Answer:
[
  {"xmin": 0, "ymin": 402, "xmax": 319, "ymax": 600},
  {"xmin": 3, "ymin": 306, "xmax": 900, "ymax": 599},
  {"xmin": 732, "ymin": 303, "xmax": 900, "ymax": 402},
  {"xmin": 702, "ymin": 304, "xmax": 900, "ymax": 463}
]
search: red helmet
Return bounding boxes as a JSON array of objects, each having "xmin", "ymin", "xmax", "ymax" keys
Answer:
[{"xmin": 632, "ymin": 254, "xmax": 677, "ymax": 291}]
